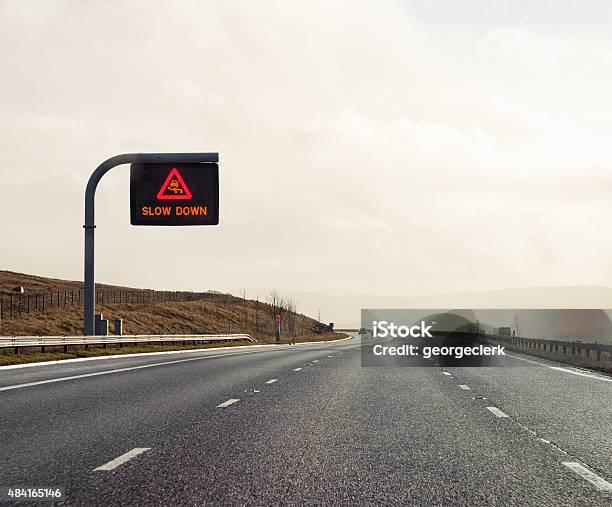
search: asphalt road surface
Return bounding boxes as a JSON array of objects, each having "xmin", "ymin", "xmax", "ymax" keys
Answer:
[{"xmin": 0, "ymin": 334, "xmax": 611, "ymax": 506}]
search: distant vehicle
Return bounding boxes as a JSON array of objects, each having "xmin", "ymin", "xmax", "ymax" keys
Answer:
[
  {"xmin": 498, "ymin": 326, "xmax": 511, "ymax": 336},
  {"xmin": 312, "ymin": 322, "xmax": 333, "ymax": 334},
  {"xmin": 359, "ymin": 327, "xmax": 367, "ymax": 335}
]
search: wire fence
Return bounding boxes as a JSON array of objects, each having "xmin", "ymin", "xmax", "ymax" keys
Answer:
[{"xmin": 0, "ymin": 289, "xmax": 236, "ymax": 320}]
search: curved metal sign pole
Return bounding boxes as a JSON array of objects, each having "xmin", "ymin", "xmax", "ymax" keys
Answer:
[{"xmin": 83, "ymin": 152, "xmax": 219, "ymax": 335}]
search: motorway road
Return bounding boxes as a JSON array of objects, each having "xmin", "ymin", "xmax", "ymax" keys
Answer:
[{"xmin": 0, "ymin": 334, "xmax": 611, "ymax": 506}]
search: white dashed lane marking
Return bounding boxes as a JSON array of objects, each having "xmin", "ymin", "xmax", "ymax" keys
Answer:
[
  {"xmin": 94, "ymin": 448, "xmax": 150, "ymax": 471},
  {"xmin": 562, "ymin": 462, "xmax": 612, "ymax": 491},
  {"xmin": 459, "ymin": 385, "xmax": 470, "ymax": 390},
  {"xmin": 217, "ymin": 399, "xmax": 240, "ymax": 408},
  {"xmin": 442, "ymin": 372, "xmax": 452, "ymax": 376},
  {"xmin": 265, "ymin": 379, "xmax": 278, "ymax": 384},
  {"xmin": 293, "ymin": 367, "xmax": 302, "ymax": 371},
  {"xmin": 486, "ymin": 406, "xmax": 509, "ymax": 418}
]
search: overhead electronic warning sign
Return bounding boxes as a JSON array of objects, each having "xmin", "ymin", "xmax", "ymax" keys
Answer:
[{"xmin": 130, "ymin": 162, "xmax": 219, "ymax": 226}]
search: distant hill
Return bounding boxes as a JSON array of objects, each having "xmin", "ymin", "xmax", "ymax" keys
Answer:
[{"xmin": 240, "ymin": 286, "xmax": 612, "ymax": 329}]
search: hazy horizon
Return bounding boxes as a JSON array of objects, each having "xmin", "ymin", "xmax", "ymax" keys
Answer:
[{"xmin": 9, "ymin": 266, "xmax": 612, "ymax": 327}]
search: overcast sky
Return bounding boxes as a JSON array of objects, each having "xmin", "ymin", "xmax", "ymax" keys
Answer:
[{"xmin": 2, "ymin": 0, "xmax": 612, "ymax": 304}]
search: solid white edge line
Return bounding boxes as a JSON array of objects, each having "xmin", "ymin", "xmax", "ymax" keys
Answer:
[
  {"xmin": 217, "ymin": 398, "xmax": 240, "ymax": 408},
  {"xmin": 0, "ymin": 334, "xmax": 356, "ymax": 371},
  {"xmin": 0, "ymin": 350, "xmax": 265, "ymax": 392},
  {"xmin": 562, "ymin": 462, "xmax": 612, "ymax": 491},
  {"xmin": 93, "ymin": 448, "xmax": 150, "ymax": 471},
  {"xmin": 459, "ymin": 385, "xmax": 471, "ymax": 390},
  {"xmin": 486, "ymin": 406, "xmax": 509, "ymax": 418},
  {"xmin": 504, "ymin": 350, "xmax": 612, "ymax": 379},
  {"xmin": 549, "ymin": 366, "xmax": 612, "ymax": 383},
  {"xmin": 265, "ymin": 379, "xmax": 278, "ymax": 384}
]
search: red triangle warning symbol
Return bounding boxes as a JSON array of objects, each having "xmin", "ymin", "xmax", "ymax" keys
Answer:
[{"xmin": 156, "ymin": 167, "xmax": 193, "ymax": 200}]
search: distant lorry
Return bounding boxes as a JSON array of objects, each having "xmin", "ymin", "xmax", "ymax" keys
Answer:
[
  {"xmin": 312, "ymin": 322, "xmax": 334, "ymax": 334},
  {"xmin": 497, "ymin": 326, "xmax": 512, "ymax": 336}
]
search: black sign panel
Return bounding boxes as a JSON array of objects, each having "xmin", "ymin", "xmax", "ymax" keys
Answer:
[{"xmin": 130, "ymin": 163, "xmax": 219, "ymax": 226}]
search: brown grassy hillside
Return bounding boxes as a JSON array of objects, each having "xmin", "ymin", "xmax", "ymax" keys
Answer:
[{"xmin": 0, "ymin": 271, "xmax": 336, "ymax": 343}]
